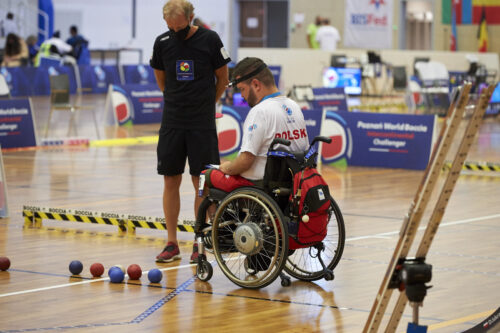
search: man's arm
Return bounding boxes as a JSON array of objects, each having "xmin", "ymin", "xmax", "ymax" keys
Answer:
[
  {"xmin": 214, "ymin": 64, "xmax": 229, "ymax": 102},
  {"xmin": 153, "ymin": 69, "xmax": 165, "ymax": 92},
  {"xmin": 219, "ymin": 152, "xmax": 255, "ymax": 176}
]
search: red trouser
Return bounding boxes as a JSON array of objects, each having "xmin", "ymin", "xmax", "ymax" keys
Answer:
[{"xmin": 202, "ymin": 169, "xmax": 254, "ymax": 193}]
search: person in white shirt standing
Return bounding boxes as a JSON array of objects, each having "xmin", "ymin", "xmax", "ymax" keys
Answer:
[
  {"xmin": 315, "ymin": 18, "xmax": 340, "ymax": 52},
  {"xmin": 203, "ymin": 57, "xmax": 309, "ymax": 192}
]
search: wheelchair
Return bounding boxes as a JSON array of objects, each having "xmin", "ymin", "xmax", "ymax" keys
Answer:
[{"xmin": 194, "ymin": 136, "xmax": 345, "ymax": 289}]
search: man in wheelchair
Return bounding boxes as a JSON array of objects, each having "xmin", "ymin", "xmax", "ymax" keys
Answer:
[{"xmin": 193, "ymin": 58, "xmax": 344, "ymax": 288}]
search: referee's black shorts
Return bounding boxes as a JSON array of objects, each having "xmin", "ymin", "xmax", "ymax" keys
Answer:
[{"xmin": 157, "ymin": 128, "xmax": 220, "ymax": 176}]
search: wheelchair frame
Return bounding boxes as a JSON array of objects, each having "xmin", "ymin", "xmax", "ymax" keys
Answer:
[{"xmin": 194, "ymin": 136, "xmax": 346, "ymax": 289}]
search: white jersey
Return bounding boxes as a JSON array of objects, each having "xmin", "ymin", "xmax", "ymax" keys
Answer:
[
  {"xmin": 315, "ymin": 25, "xmax": 340, "ymax": 52},
  {"xmin": 239, "ymin": 95, "xmax": 309, "ymax": 180}
]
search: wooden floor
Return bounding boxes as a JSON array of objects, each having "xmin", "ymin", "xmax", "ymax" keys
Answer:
[{"xmin": 0, "ymin": 95, "xmax": 499, "ymax": 332}]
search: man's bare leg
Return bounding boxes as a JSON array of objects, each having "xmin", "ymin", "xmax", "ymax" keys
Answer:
[
  {"xmin": 191, "ymin": 175, "xmax": 203, "ymax": 217},
  {"xmin": 164, "ymin": 174, "xmax": 182, "ymax": 244}
]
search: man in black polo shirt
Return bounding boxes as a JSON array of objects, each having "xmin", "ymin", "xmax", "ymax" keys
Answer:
[{"xmin": 150, "ymin": 0, "xmax": 230, "ymax": 263}]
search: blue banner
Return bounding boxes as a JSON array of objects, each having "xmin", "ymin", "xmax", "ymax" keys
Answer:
[
  {"xmin": 80, "ymin": 65, "xmax": 121, "ymax": 93},
  {"xmin": 1, "ymin": 66, "xmax": 77, "ymax": 96},
  {"xmin": 120, "ymin": 84, "xmax": 163, "ymax": 124},
  {"xmin": 122, "ymin": 65, "xmax": 156, "ymax": 85},
  {"xmin": 311, "ymin": 87, "xmax": 348, "ymax": 112},
  {"xmin": 322, "ymin": 111, "xmax": 436, "ymax": 170},
  {"xmin": 302, "ymin": 109, "xmax": 323, "ymax": 140},
  {"xmin": 0, "ymin": 99, "xmax": 37, "ymax": 149},
  {"xmin": 0, "ymin": 67, "xmax": 34, "ymax": 97}
]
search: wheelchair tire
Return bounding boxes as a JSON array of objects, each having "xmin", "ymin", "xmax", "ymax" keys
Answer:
[
  {"xmin": 211, "ymin": 187, "xmax": 289, "ymax": 289},
  {"xmin": 196, "ymin": 260, "xmax": 213, "ymax": 282},
  {"xmin": 284, "ymin": 197, "xmax": 345, "ymax": 281}
]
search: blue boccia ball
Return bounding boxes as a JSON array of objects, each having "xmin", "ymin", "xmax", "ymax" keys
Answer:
[
  {"xmin": 148, "ymin": 269, "xmax": 162, "ymax": 283},
  {"xmin": 69, "ymin": 260, "xmax": 83, "ymax": 275},
  {"xmin": 109, "ymin": 268, "xmax": 125, "ymax": 283}
]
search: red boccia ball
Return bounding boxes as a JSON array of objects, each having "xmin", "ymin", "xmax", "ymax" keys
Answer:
[
  {"xmin": 127, "ymin": 264, "xmax": 142, "ymax": 280},
  {"xmin": 90, "ymin": 263, "xmax": 105, "ymax": 277},
  {"xmin": 0, "ymin": 257, "xmax": 10, "ymax": 271}
]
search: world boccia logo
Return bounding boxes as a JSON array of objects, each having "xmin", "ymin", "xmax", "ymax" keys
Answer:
[
  {"xmin": 217, "ymin": 106, "xmax": 243, "ymax": 156},
  {"xmin": 180, "ymin": 62, "xmax": 190, "ymax": 72},
  {"xmin": 321, "ymin": 111, "xmax": 351, "ymax": 164}
]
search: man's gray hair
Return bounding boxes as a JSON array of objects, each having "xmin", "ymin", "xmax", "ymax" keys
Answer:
[{"xmin": 163, "ymin": 0, "xmax": 194, "ymax": 20}]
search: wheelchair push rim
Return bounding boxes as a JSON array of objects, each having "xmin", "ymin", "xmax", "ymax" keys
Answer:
[
  {"xmin": 211, "ymin": 188, "xmax": 289, "ymax": 289},
  {"xmin": 284, "ymin": 198, "xmax": 345, "ymax": 281}
]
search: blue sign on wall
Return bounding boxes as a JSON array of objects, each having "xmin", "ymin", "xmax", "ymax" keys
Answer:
[
  {"xmin": 322, "ymin": 111, "xmax": 436, "ymax": 170},
  {"xmin": 0, "ymin": 99, "xmax": 37, "ymax": 149},
  {"xmin": 311, "ymin": 87, "xmax": 348, "ymax": 112},
  {"xmin": 121, "ymin": 84, "xmax": 163, "ymax": 124}
]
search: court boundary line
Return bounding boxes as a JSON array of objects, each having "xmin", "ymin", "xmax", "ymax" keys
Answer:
[
  {"xmin": 0, "ymin": 263, "xmax": 195, "ymax": 299},
  {"xmin": 345, "ymin": 213, "xmax": 500, "ymax": 242}
]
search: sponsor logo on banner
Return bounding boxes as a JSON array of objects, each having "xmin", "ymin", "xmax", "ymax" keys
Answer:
[
  {"xmin": 94, "ymin": 66, "xmax": 107, "ymax": 88},
  {"xmin": 218, "ymin": 106, "xmax": 244, "ymax": 156},
  {"xmin": 351, "ymin": 0, "xmax": 388, "ymax": 26},
  {"xmin": 344, "ymin": 0, "xmax": 393, "ymax": 49},
  {"xmin": 111, "ymin": 85, "xmax": 133, "ymax": 126},
  {"xmin": 137, "ymin": 65, "xmax": 149, "ymax": 80},
  {"xmin": 321, "ymin": 111, "xmax": 351, "ymax": 164}
]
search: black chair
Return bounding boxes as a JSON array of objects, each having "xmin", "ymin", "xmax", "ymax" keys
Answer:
[
  {"xmin": 392, "ymin": 66, "xmax": 408, "ymax": 91},
  {"xmin": 330, "ymin": 55, "xmax": 347, "ymax": 68}
]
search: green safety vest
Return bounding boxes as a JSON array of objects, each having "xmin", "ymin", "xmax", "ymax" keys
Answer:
[{"xmin": 34, "ymin": 42, "xmax": 53, "ymax": 67}]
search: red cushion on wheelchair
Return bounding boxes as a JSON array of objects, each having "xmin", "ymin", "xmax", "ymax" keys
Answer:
[{"xmin": 205, "ymin": 169, "xmax": 255, "ymax": 193}]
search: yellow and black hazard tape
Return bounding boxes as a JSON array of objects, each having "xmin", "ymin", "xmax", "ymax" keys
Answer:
[
  {"xmin": 22, "ymin": 205, "xmax": 195, "ymax": 235},
  {"xmin": 443, "ymin": 161, "xmax": 500, "ymax": 172}
]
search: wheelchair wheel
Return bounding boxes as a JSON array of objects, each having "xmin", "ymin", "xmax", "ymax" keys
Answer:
[
  {"xmin": 212, "ymin": 187, "xmax": 289, "ymax": 289},
  {"xmin": 284, "ymin": 198, "xmax": 345, "ymax": 281}
]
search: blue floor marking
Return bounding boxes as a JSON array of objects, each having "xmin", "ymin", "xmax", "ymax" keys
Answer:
[{"xmin": 131, "ymin": 276, "xmax": 196, "ymax": 324}]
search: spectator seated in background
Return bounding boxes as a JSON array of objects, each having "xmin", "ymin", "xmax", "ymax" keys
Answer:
[
  {"xmin": 1, "ymin": 33, "xmax": 28, "ymax": 67},
  {"xmin": 34, "ymin": 31, "xmax": 73, "ymax": 67},
  {"xmin": 66, "ymin": 25, "xmax": 90, "ymax": 65}
]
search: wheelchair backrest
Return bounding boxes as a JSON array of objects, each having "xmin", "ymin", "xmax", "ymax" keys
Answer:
[{"xmin": 263, "ymin": 149, "xmax": 305, "ymax": 191}]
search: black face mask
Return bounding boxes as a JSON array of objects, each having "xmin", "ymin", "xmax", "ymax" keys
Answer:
[{"xmin": 170, "ymin": 25, "xmax": 190, "ymax": 41}]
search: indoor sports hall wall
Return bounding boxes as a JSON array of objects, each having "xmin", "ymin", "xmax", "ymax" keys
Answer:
[{"xmin": 238, "ymin": 47, "xmax": 500, "ymax": 91}]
